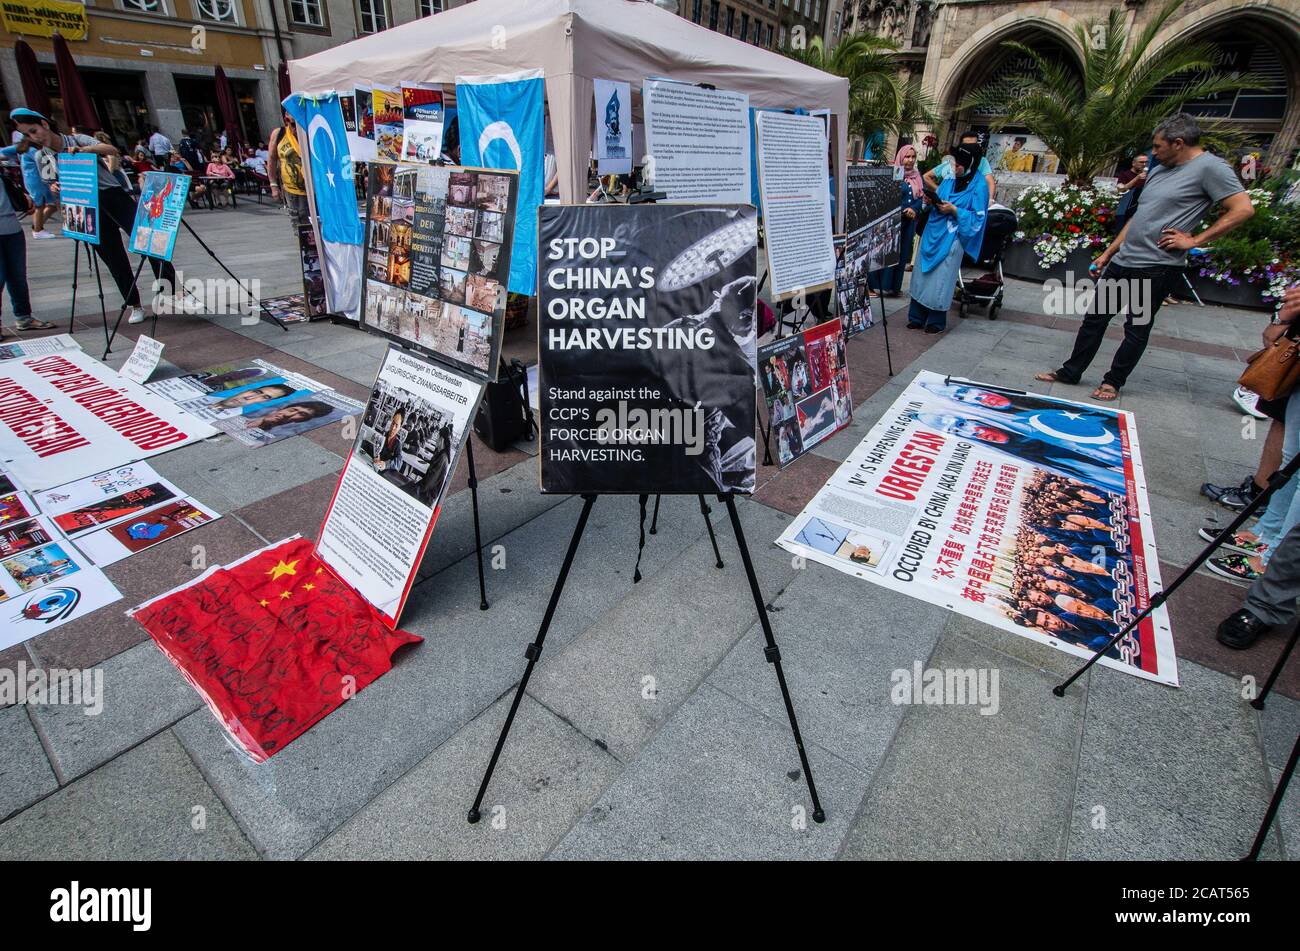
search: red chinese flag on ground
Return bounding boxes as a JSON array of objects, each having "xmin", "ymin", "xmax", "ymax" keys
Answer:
[{"xmin": 131, "ymin": 536, "xmax": 421, "ymax": 763}]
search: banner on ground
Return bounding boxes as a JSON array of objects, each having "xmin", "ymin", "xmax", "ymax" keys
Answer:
[
  {"xmin": 316, "ymin": 345, "xmax": 483, "ymax": 627},
  {"xmin": 755, "ymin": 110, "xmax": 834, "ymax": 301},
  {"xmin": 538, "ymin": 203, "xmax": 759, "ymax": 495},
  {"xmin": 0, "ymin": 349, "xmax": 217, "ymax": 491},
  {"xmin": 0, "ymin": 524, "xmax": 120, "ymax": 651},
  {"xmin": 594, "ymin": 79, "xmax": 632, "ymax": 176},
  {"xmin": 361, "ymin": 161, "xmax": 516, "ymax": 381},
  {"xmin": 131, "ymin": 536, "xmax": 421, "ymax": 763},
  {"xmin": 401, "ymin": 84, "xmax": 445, "ymax": 163},
  {"xmin": 257, "ymin": 294, "xmax": 311, "ymax": 324},
  {"xmin": 0, "ymin": 334, "xmax": 80, "ymax": 362},
  {"xmin": 456, "ymin": 69, "xmax": 545, "ymax": 296},
  {"xmin": 835, "ymin": 234, "xmax": 873, "ymax": 337},
  {"xmin": 643, "ymin": 79, "xmax": 750, "ymax": 204},
  {"xmin": 146, "ymin": 358, "xmax": 362, "ymax": 449},
  {"xmin": 758, "ymin": 318, "xmax": 852, "ymax": 467},
  {"xmin": 776, "ymin": 371, "xmax": 1177, "ymax": 685},
  {"xmin": 130, "ymin": 172, "xmax": 190, "ymax": 261},
  {"xmin": 57, "ymin": 154, "xmax": 99, "ymax": 245}
]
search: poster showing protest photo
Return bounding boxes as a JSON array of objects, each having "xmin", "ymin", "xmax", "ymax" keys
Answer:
[
  {"xmin": 57, "ymin": 153, "xmax": 99, "ymax": 245},
  {"xmin": 0, "ymin": 514, "xmax": 54, "ymax": 557},
  {"xmin": 316, "ymin": 345, "xmax": 484, "ymax": 627},
  {"xmin": 0, "ymin": 349, "xmax": 217, "ymax": 491},
  {"xmin": 987, "ymin": 132, "xmax": 1060, "ymax": 174},
  {"xmin": 845, "ymin": 164, "xmax": 901, "ymax": 237},
  {"xmin": 146, "ymin": 358, "xmax": 362, "ymax": 448},
  {"xmin": 835, "ymin": 233, "xmax": 874, "ymax": 337},
  {"xmin": 130, "ymin": 172, "xmax": 190, "ymax": 261},
  {"xmin": 758, "ymin": 318, "xmax": 852, "ymax": 467},
  {"xmin": 298, "ymin": 224, "xmax": 328, "ymax": 319},
  {"xmin": 258, "ymin": 294, "xmax": 311, "ymax": 324},
  {"xmin": 643, "ymin": 79, "xmax": 751, "ymax": 203},
  {"xmin": 755, "ymin": 110, "xmax": 835, "ymax": 301},
  {"xmin": 400, "ymin": 84, "xmax": 445, "ymax": 163},
  {"xmin": 361, "ymin": 161, "xmax": 516, "ymax": 381},
  {"xmin": 76, "ymin": 496, "xmax": 218, "ymax": 566},
  {"xmin": 0, "ymin": 334, "xmax": 80, "ymax": 362},
  {"xmin": 351, "ymin": 88, "xmax": 379, "ymax": 163},
  {"xmin": 776, "ymin": 370, "xmax": 1177, "ymax": 686},
  {"xmin": 594, "ymin": 79, "xmax": 633, "ymax": 176},
  {"xmin": 538, "ymin": 203, "xmax": 759, "ymax": 495},
  {"xmin": 372, "ymin": 86, "xmax": 404, "ymax": 163},
  {"xmin": 0, "ymin": 541, "xmax": 121, "ymax": 651}
]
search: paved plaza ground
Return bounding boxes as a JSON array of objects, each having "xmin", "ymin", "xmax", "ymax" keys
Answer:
[{"xmin": 0, "ymin": 200, "xmax": 1295, "ymax": 860}]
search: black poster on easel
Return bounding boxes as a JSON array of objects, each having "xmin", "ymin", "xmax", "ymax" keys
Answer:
[{"xmin": 538, "ymin": 204, "xmax": 759, "ymax": 496}]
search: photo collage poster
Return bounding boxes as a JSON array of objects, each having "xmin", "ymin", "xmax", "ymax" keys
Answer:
[
  {"xmin": 362, "ymin": 162, "xmax": 517, "ymax": 382},
  {"xmin": 776, "ymin": 371, "xmax": 1177, "ymax": 685},
  {"xmin": 316, "ymin": 344, "xmax": 484, "ymax": 627},
  {"xmin": 298, "ymin": 223, "xmax": 328, "ymax": 319},
  {"xmin": 372, "ymin": 86, "xmax": 404, "ymax": 163},
  {"xmin": 538, "ymin": 203, "xmax": 759, "ymax": 495},
  {"xmin": 839, "ymin": 164, "xmax": 904, "ymax": 337},
  {"xmin": 834, "ymin": 235, "xmax": 874, "ymax": 338},
  {"xmin": 758, "ymin": 318, "xmax": 852, "ymax": 467},
  {"xmin": 57, "ymin": 153, "xmax": 100, "ymax": 245},
  {"xmin": 130, "ymin": 172, "xmax": 191, "ymax": 262}
]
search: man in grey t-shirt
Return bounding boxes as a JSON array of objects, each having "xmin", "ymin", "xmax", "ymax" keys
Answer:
[{"xmin": 1037, "ymin": 114, "xmax": 1254, "ymax": 400}]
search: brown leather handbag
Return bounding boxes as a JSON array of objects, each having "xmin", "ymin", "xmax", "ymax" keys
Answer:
[{"xmin": 1239, "ymin": 331, "xmax": 1300, "ymax": 401}]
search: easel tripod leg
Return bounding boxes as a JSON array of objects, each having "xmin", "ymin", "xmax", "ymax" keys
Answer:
[
  {"xmin": 468, "ymin": 494, "xmax": 597, "ymax": 823},
  {"xmin": 698, "ymin": 495, "xmax": 724, "ymax": 569},
  {"xmin": 68, "ymin": 241, "xmax": 80, "ymax": 334},
  {"xmin": 1250, "ymin": 620, "xmax": 1300, "ymax": 711},
  {"xmin": 1245, "ymin": 730, "xmax": 1299, "ymax": 860},
  {"xmin": 103, "ymin": 256, "xmax": 148, "ymax": 359},
  {"xmin": 466, "ymin": 437, "xmax": 489, "ymax": 611},
  {"xmin": 720, "ymin": 494, "xmax": 825, "ymax": 823}
]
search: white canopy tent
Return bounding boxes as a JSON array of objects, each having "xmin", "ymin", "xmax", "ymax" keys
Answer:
[{"xmin": 287, "ymin": 0, "xmax": 850, "ymax": 225}]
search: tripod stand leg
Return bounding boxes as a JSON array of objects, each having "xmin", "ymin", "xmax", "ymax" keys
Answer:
[
  {"xmin": 698, "ymin": 495, "xmax": 724, "ymax": 569},
  {"xmin": 103, "ymin": 256, "xmax": 148, "ymax": 359},
  {"xmin": 720, "ymin": 494, "xmax": 825, "ymax": 823},
  {"xmin": 1250, "ymin": 620, "xmax": 1300, "ymax": 711},
  {"xmin": 91, "ymin": 254, "xmax": 109, "ymax": 352},
  {"xmin": 68, "ymin": 241, "xmax": 80, "ymax": 334},
  {"xmin": 1055, "ymin": 452, "xmax": 1300, "ymax": 696},
  {"xmin": 179, "ymin": 218, "xmax": 289, "ymax": 332},
  {"xmin": 759, "ymin": 405, "xmax": 773, "ymax": 466},
  {"xmin": 649, "ymin": 494, "xmax": 661, "ymax": 535},
  {"xmin": 466, "ymin": 437, "xmax": 489, "ymax": 611},
  {"xmin": 468, "ymin": 494, "xmax": 597, "ymax": 823},
  {"xmin": 877, "ymin": 292, "xmax": 894, "ymax": 377},
  {"xmin": 1245, "ymin": 730, "xmax": 1299, "ymax": 860}
]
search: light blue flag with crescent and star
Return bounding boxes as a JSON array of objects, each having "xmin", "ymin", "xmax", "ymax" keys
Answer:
[
  {"xmin": 282, "ymin": 92, "xmax": 364, "ymax": 247},
  {"xmin": 455, "ymin": 70, "xmax": 544, "ymax": 295}
]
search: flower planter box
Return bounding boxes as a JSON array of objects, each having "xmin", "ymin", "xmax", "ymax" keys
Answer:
[
  {"xmin": 1187, "ymin": 275, "xmax": 1270, "ymax": 310},
  {"xmin": 1002, "ymin": 241, "xmax": 1095, "ymax": 284}
]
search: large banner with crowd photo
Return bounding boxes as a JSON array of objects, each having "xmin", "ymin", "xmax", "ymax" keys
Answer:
[
  {"xmin": 361, "ymin": 162, "xmax": 517, "ymax": 381},
  {"xmin": 538, "ymin": 204, "xmax": 759, "ymax": 495},
  {"xmin": 776, "ymin": 371, "xmax": 1177, "ymax": 686}
]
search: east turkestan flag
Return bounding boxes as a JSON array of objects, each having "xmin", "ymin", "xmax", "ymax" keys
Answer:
[{"xmin": 282, "ymin": 92, "xmax": 364, "ymax": 247}]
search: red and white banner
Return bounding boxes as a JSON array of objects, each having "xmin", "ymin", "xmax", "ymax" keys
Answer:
[
  {"xmin": 0, "ymin": 350, "xmax": 217, "ymax": 491},
  {"xmin": 777, "ymin": 371, "xmax": 1177, "ymax": 685}
]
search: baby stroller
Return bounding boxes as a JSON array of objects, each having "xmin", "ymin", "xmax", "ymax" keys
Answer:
[{"xmin": 956, "ymin": 204, "xmax": 1018, "ymax": 320}]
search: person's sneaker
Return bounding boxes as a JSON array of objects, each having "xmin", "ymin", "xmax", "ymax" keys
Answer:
[
  {"xmin": 30, "ymin": 230, "xmax": 56, "ymax": 240},
  {"xmin": 1217, "ymin": 608, "xmax": 1271, "ymax": 650},
  {"xmin": 1216, "ymin": 482, "xmax": 1265, "ymax": 511},
  {"xmin": 15, "ymin": 317, "xmax": 54, "ymax": 331},
  {"xmin": 1197, "ymin": 523, "xmax": 1268, "ymax": 556},
  {"xmin": 1206, "ymin": 554, "xmax": 1262, "ymax": 584},
  {"xmin": 1233, "ymin": 386, "xmax": 1269, "ymax": 420},
  {"xmin": 1201, "ymin": 475, "xmax": 1253, "ymax": 504},
  {"xmin": 127, "ymin": 307, "xmax": 146, "ymax": 325}
]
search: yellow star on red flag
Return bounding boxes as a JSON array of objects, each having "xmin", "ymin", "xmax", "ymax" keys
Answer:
[
  {"xmin": 280, "ymin": 590, "xmax": 292, "ymax": 599},
  {"xmin": 267, "ymin": 558, "xmax": 300, "ymax": 581}
]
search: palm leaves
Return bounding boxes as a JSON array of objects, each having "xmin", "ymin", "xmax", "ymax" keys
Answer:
[
  {"xmin": 781, "ymin": 33, "xmax": 939, "ymax": 145},
  {"xmin": 961, "ymin": 0, "xmax": 1263, "ymax": 183}
]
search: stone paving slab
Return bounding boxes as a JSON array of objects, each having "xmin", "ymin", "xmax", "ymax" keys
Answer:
[
  {"xmin": 0, "ymin": 706, "xmax": 58, "ymax": 822},
  {"xmin": 307, "ymin": 694, "xmax": 620, "ymax": 861},
  {"xmin": 548, "ymin": 683, "xmax": 864, "ymax": 860},
  {"xmin": 1068, "ymin": 658, "xmax": 1284, "ymax": 860},
  {"xmin": 0, "ymin": 731, "xmax": 258, "ymax": 860}
]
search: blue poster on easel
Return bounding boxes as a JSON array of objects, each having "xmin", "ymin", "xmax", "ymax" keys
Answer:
[
  {"xmin": 129, "ymin": 172, "xmax": 190, "ymax": 261},
  {"xmin": 57, "ymin": 153, "xmax": 100, "ymax": 246}
]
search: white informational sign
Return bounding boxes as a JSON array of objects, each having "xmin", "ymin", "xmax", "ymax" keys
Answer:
[
  {"xmin": 776, "ymin": 371, "xmax": 1178, "ymax": 686},
  {"xmin": 0, "ymin": 349, "xmax": 218, "ymax": 491},
  {"xmin": 643, "ymin": 79, "xmax": 750, "ymax": 203},
  {"xmin": 0, "ymin": 514, "xmax": 122, "ymax": 652},
  {"xmin": 755, "ymin": 110, "xmax": 835, "ymax": 301},
  {"xmin": 316, "ymin": 345, "xmax": 484, "ymax": 627},
  {"xmin": 594, "ymin": 78, "xmax": 633, "ymax": 176},
  {"xmin": 0, "ymin": 334, "xmax": 81, "ymax": 362},
  {"xmin": 119, "ymin": 335, "xmax": 165, "ymax": 385}
]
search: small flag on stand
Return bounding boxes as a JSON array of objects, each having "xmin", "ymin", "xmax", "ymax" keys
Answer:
[{"xmin": 131, "ymin": 536, "xmax": 420, "ymax": 763}]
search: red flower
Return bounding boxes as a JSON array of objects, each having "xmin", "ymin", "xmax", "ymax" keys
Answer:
[{"xmin": 1067, "ymin": 225, "xmax": 1082, "ymax": 234}]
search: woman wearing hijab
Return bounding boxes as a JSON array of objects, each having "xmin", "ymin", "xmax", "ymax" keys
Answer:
[
  {"xmin": 872, "ymin": 144, "xmax": 925, "ymax": 297},
  {"xmin": 906, "ymin": 143, "xmax": 989, "ymax": 334}
]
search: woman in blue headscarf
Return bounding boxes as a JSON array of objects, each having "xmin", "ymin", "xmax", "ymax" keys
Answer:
[{"xmin": 906, "ymin": 143, "xmax": 989, "ymax": 334}]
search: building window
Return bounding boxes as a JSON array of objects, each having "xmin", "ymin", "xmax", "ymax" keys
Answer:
[
  {"xmin": 419, "ymin": 0, "xmax": 443, "ymax": 14},
  {"xmin": 691, "ymin": 0, "xmax": 701, "ymax": 23},
  {"xmin": 725, "ymin": 5, "xmax": 734, "ymax": 36},
  {"xmin": 120, "ymin": 0, "xmax": 167, "ymax": 13},
  {"xmin": 740, "ymin": 12, "xmax": 748, "ymax": 40},
  {"xmin": 765, "ymin": 23, "xmax": 773, "ymax": 46},
  {"xmin": 779, "ymin": 23, "xmax": 786, "ymax": 45},
  {"xmin": 357, "ymin": 0, "xmax": 388, "ymax": 34},
  {"xmin": 708, "ymin": 0, "xmax": 718, "ymax": 30},
  {"xmin": 813, "ymin": 0, "xmax": 820, "ymax": 21},
  {"xmin": 288, "ymin": 0, "xmax": 324, "ymax": 27},
  {"xmin": 752, "ymin": 19, "xmax": 761, "ymax": 44},
  {"xmin": 833, "ymin": 10, "xmax": 840, "ymax": 35},
  {"xmin": 196, "ymin": 0, "xmax": 238, "ymax": 22}
]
